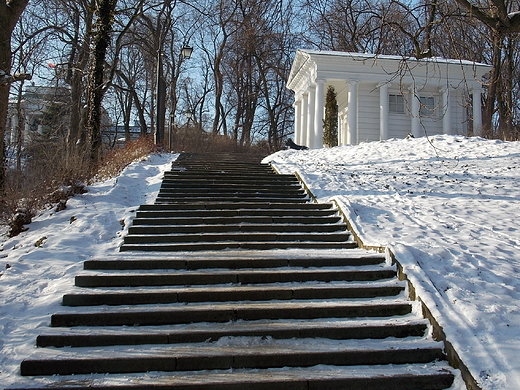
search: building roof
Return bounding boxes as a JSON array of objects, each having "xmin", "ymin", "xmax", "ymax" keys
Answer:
[{"xmin": 287, "ymin": 49, "xmax": 491, "ymax": 93}]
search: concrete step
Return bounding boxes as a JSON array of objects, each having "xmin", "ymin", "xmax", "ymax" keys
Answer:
[
  {"xmin": 160, "ymin": 182, "xmax": 302, "ymax": 190},
  {"xmin": 161, "ymin": 179, "xmax": 301, "ymax": 187},
  {"xmin": 171, "ymin": 159, "xmax": 271, "ymax": 166},
  {"xmin": 172, "ymin": 152, "xmax": 265, "ymax": 161},
  {"xmin": 165, "ymin": 165, "xmax": 276, "ymax": 177},
  {"xmin": 157, "ymin": 187, "xmax": 306, "ymax": 196},
  {"xmin": 37, "ymin": 317, "xmax": 428, "ymax": 347},
  {"xmin": 21, "ymin": 338, "xmax": 446, "ymax": 376},
  {"xmin": 83, "ymin": 251, "xmax": 387, "ymax": 270},
  {"xmin": 160, "ymin": 179, "xmax": 301, "ymax": 187},
  {"xmin": 131, "ymin": 216, "xmax": 342, "ymax": 225},
  {"xmin": 12, "ymin": 363, "xmax": 455, "ymax": 389},
  {"xmin": 155, "ymin": 193, "xmax": 308, "ymax": 200},
  {"xmin": 61, "ymin": 281, "xmax": 406, "ymax": 306},
  {"xmin": 131, "ymin": 217, "xmax": 342, "ymax": 225},
  {"xmin": 123, "ymin": 231, "xmax": 353, "ymax": 244},
  {"xmin": 155, "ymin": 197, "xmax": 309, "ymax": 204},
  {"xmin": 50, "ymin": 300, "xmax": 413, "ymax": 327},
  {"xmin": 173, "ymin": 162, "xmax": 272, "ymax": 168},
  {"xmin": 74, "ymin": 268, "xmax": 397, "ymax": 287},
  {"xmin": 128, "ymin": 224, "xmax": 347, "ymax": 234},
  {"xmin": 119, "ymin": 241, "xmax": 358, "ymax": 252},
  {"xmin": 138, "ymin": 202, "xmax": 335, "ymax": 211},
  {"xmin": 132, "ymin": 219, "xmax": 344, "ymax": 228},
  {"xmin": 135, "ymin": 208, "xmax": 338, "ymax": 218},
  {"xmin": 168, "ymin": 161, "xmax": 273, "ymax": 166},
  {"xmin": 162, "ymin": 173, "xmax": 299, "ymax": 182},
  {"xmin": 155, "ymin": 195, "xmax": 309, "ymax": 202}
]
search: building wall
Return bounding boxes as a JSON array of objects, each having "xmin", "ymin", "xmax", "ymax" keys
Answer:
[
  {"xmin": 357, "ymin": 84, "xmax": 380, "ymax": 142},
  {"xmin": 336, "ymin": 83, "xmax": 459, "ymax": 142}
]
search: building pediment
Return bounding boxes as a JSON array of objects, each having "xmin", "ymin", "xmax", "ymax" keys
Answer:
[{"xmin": 288, "ymin": 49, "xmax": 491, "ymax": 94}]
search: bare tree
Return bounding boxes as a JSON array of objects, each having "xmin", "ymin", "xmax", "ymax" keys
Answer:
[
  {"xmin": 378, "ymin": 0, "xmax": 443, "ymax": 58},
  {"xmin": 198, "ymin": 0, "xmax": 240, "ymax": 135},
  {"xmin": 86, "ymin": 0, "xmax": 147, "ymax": 166},
  {"xmin": 0, "ymin": 0, "xmax": 30, "ymax": 193},
  {"xmin": 53, "ymin": 0, "xmax": 96, "ymax": 149},
  {"xmin": 85, "ymin": 0, "xmax": 118, "ymax": 167},
  {"xmin": 299, "ymin": 0, "xmax": 381, "ymax": 53},
  {"xmin": 440, "ymin": 0, "xmax": 520, "ymax": 137}
]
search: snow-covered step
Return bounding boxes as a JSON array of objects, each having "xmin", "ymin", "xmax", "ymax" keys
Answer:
[
  {"xmin": 135, "ymin": 208, "xmax": 339, "ymax": 217},
  {"xmin": 61, "ymin": 280, "xmax": 406, "ymax": 306},
  {"xmin": 128, "ymin": 223, "xmax": 347, "ymax": 234},
  {"xmin": 12, "ymin": 362, "xmax": 455, "ymax": 390},
  {"xmin": 50, "ymin": 300, "xmax": 414, "ymax": 327},
  {"xmin": 137, "ymin": 202, "xmax": 335, "ymax": 211},
  {"xmin": 37, "ymin": 317, "xmax": 429, "ymax": 347},
  {"xmin": 158, "ymin": 186, "xmax": 306, "ymax": 194},
  {"xmin": 159, "ymin": 183, "xmax": 304, "ymax": 192},
  {"xmin": 161, "ymin": 173, "xmax": 299, "ymax": 182},
  {"xmin": 130, "ymin": 216, "xmax": 343, "ymax": 226},
  {"xmin": 21, "ymin": 338, "xmax": 447, "ymax": 376},
  {"xmin": 74, "ymin": 267, "xmax": 397, "ymax": 287},
  {"xmin": 154, "ymin": 196, "xmax": 309, "ymax": 204},
  {"xmin": 123, "ymin": 231, "xmax": 353, "ymax": 244},
  {"xmin": 120, "ymin": 241, "xmax": 358, "ymax": 251},
  {"xmin": 83, "ymin": 250, "xmax": 387, "ymax": 270},
  {"xmin": 156, "ymin": 189, "xmax": 307, "ymax": 197}
]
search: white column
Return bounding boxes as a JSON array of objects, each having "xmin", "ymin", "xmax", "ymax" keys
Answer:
[
  {"xmin": 10, "ymin": 115, "xmax": 18, "ymax": 143},
  {"xmin": 347, "ymin": 79, "xmax": 359, "ymax": 145},
  {"xmin": 338, "ymin": 111, "xmax": 346, "ymax": 146},
  {"xmin": 306, "ymin": 85, "xmax": 316, "ymax": 148},
  {"xmin": 301, "ymin": 92, "xmax": 309, "ymax": 147},
  {"xmin": 293, "ymin": 100, "xmax": 302, "ymax": 144},
  {"xmin": 378, "ymin": 82, "xmax": 390, "ymax": 140},
  {"xmin": 314, "ymin": 78, "xmax": 325, "ymax": 149},
  {"xmin": 473, "ymin": 86, "xmax": 482, "ymax": 136},
  {"xmin": 410, "ymin": 85, "xmax": 421, "ymax": 138},
  {"xmin": 442, "ymin": 87, "xmax": 452, "ymax": 135}
]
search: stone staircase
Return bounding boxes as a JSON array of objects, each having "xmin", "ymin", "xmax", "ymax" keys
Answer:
[
  {"xmin": 120, "ymin": 153, "xmax": 356, "ymax": 251},
  {"xmin": 14, "ymin": 153, "xmax": 456, "ymax": 389}
]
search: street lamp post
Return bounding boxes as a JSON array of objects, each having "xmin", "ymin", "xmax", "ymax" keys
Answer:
[
  {"xmin": 181, "ymin": 46, "xmax": 193, "ymax": 60},
  {"xmin": 155, "ymin": 45, "xmax": 193, "ymax": 147},
  {"xmin": 168, "ymin": 113, "xmax": 175, "ymax": 152}
]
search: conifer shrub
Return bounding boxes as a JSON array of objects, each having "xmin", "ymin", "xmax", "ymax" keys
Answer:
[{"xmin": 323, "ymin": 85, "xmax": 338, "ymax": 148}]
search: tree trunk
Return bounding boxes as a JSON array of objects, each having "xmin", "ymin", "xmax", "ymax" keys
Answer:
[
  {"xmin": 482, "ymin": 31, "xmax": 502, "ymax": 138},
  {"xmin": 0, "ymin": 0, "xmax": 30, "ymax": 193},
  {"xmin": 86, "ymin": 0, "xmax": 117, "ymax": 168},
  {"xmin": 498, "ymin": 35, "xmax": 514, "ymax": 139}
]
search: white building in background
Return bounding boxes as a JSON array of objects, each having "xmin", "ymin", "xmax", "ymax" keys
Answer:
[
  {"xmin": 7, "ymin": 84, "xmax": 71, "ymax": 144},
  {"xmin": 287, "ymin": 50, "xmax": 491, "ymax": 148},
  {"xmin": 7, "ymin": 84, "xmax": 114, "ymax": 145}
]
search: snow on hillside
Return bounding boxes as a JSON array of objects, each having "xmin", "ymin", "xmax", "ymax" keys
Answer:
[
  {"xmin": 0, "ymin": 153, "xmax": 176, "ymax": 387},
  {"xmin": 264, "ymin": 135, "xmax": 520, "ymax": 390},
  {"xmin": 0, "ymin": 135, "xmax": 519, "ymax": 390}
]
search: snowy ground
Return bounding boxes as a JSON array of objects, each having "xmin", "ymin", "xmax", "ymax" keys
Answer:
[
  {"xmin": 264, "ymin": 135, "xmax": 520, "ymax": 390},
  {"xmin": 0, "ymin": 135, "xmax": 518, "ymax": 389},
  {"xmin": 0, "ymin": 153, "xmax": 175, "ymax": 388}
]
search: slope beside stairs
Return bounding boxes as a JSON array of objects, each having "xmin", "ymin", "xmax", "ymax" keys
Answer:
[{"xmin": 14, "ymin": 153, "xmax": 456, "ymax": 389}]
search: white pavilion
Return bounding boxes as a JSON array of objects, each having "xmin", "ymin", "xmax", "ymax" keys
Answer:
[{"xmin": 287, "ymin": 49, "xmax": 491, "ymax": 148}]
